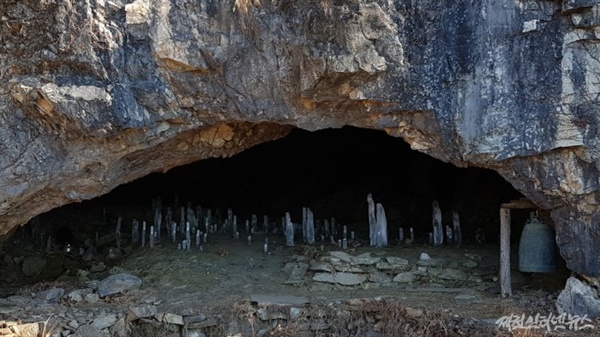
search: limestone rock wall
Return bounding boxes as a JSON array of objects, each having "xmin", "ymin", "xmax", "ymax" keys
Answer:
[{"xmin": 1, "ymin": 0, "xmax": 599, "ymax": 276}]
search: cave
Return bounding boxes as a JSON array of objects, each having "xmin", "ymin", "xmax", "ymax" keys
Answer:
[
  {"xmin": 4, "ymin": 126, "xmax": 564, "ymax": 286},
  {"xmin": 22, "ymin": 126, "xmax": 528, "ymax": 246},
  {"xmin": 3, "ymin": 0, "xmax": 600, "ymax": 333}
]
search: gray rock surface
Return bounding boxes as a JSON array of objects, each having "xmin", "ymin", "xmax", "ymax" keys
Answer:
[
  {"xmin": 313, "ymin": 272, "xmax": 367, "ymax": 286},
  {"xmin": 97, "ymin": 273, "xmax": 142, "ymax": 298},
  {"xmin": 0, "ymin": 0, "xmax": 599, "ymax": 281},
  {"xmin": 37, "ymin": 288, "xmax": 64, "ymax": 303},
  {"xmin": 92, "ymin": 313, "xmax": 118, "ymax": 330},
  {"xmin": 393, "ymin": 272, "xmax": 416, "ymax": 283},
  {"xmin": 438, "ymin": 269, "xmax": 469, "ymax": 281},
  {"xmin": 557, "ymin": 277, "xmax": 600, "ymax": 319}
]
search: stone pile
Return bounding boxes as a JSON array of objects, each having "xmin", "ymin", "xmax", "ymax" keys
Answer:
[
  {"xmin": 0, "ymin": 270, "xmax": 221, "ymax": 337},
  {"xmin": 283, "ymin": 251, "xmax": 484, "ymax": 290}
]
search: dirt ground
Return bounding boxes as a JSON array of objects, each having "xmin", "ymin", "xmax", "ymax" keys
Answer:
[{"xmin": 1, "ymin": 227, "xmax": 598, "ymax": 336}]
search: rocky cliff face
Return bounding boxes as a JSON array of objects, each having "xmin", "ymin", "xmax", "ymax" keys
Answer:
[{"xmin": 0, "ymin": 0, "xmax": 599, "ymax": 276}]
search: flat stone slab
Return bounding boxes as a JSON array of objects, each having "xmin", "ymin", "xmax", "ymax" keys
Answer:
[
  {"xmin": 350, "ymin": 253, "xmax": 381, "ymax": 265},
  {"xmin": 251, "ymin": 294, "xmax": 310, "ymax": 306},
  {"xmin": 438, "ymin": 268, "xmax": 468, "ymax": 281},
  {"xmin": 309, "ymin": 262, "xmax": 334, "ymax": 272},
  {"xmin": 313, "ymin": 272, "xmax": 367, "ymax": 286},
  {"xmin": 393, "ymin": 272, "xmax": 416, "ymax": 283},
  {"xmin": 329, "ymin": 251, "xmax": 353, "ymax": 263},
  {"xmin": 97, "ymin": 273, "xmax": 142, "ymax": 298},
  {"xmin": 405, "ymin": 287, "xmax": 476, "ymax": 293},
  {"xmin": 386, "ymin": 257, "xmax": 409, "ymax": 265}
]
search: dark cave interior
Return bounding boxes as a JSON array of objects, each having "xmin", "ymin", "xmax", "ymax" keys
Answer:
[{"xmin": 26, "ymin": 126, "xmax": 527, "ymax": 246}]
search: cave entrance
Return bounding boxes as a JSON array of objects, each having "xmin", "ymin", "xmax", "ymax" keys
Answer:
[
  {"xmin": 45, "ymin": 126, "xmax": 525, "ymax": 245},
  {"xmin": 3, "ymin": 126, "xmax": 568, "ymax": 305}
]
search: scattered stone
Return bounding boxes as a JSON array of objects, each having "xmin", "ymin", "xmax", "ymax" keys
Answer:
[
  {"xmin": 72, "ymin": 325, "xmax": 109, "ymax": 337},
  {"xmin": 309, "ymin": 262, "xmax": 334, "ymax": 272},
  {"xmin": 438, "ymin": 269, "xmax": 468, "ymax": 281},
  {"xmin": 21, "ymin": 256, "xmax": 47, "ymax": 277},
  {"xmin": 393, "ymin": 272, "xmax": 416, "ymax": 283},
  {"xmin": 386, "ymin": 257, "xmax": 409, "ymax": 265},
  {"xmin": 37, "ymin": 288, "xmax": 65, "ymax": 303},
  {"xmin": 419, "ymin": 253, "xmax": 431, "ymax": 261},
  {"xmin": 109, "ymin": 316, "xmax": 128, "ymax": 337},
  {"xmin": 329, "ymin": 251, "xmax": 353, "ymax": 263},
  {"xmin": 84, "ymin": 293, "xmax": 99, "ymax": 304},
  {"xmin": 557, "ymin": 277, "xmax": 600, "ymax": 319},
  {"xmin": 413, "ymin": 266, "xmax": 428, "ymax": 276},
  {"xmin": 463, "ymin": 260, "xmax": 478, "ymax": 269},
  {"xmin": 66, "ymin": 289, "xmax": 92, "ymax": 303},
  {"xmin": 405, "ymin": 307, "xmax": 423, "ymax": 318},
  {"xmin": 127, "ymin": 305, "xmax": 157, "ymax": 321},
  {"xmin": 351, "ymin": 253, "xmax": 381, "ymax": 265},
  {"xmin": 157, "ymin": 313, "xmax": 184, "ymax": 325},
  {"xmin": 97, "ymin": 273, "xmax": 142, "ymax": 298},
  {"xmin": 313, "ymin": 272, "xmax": 367, "ymax": 286},
  {"xmin": 92, "ymin": 313, "xmax": 118, "ymax": 330},
  {"xmin": 68, "ymin": 320, "xmax": 79, "ymax": 330},
  {"xmin": 369, "ymin": 271, "xmax": 392, "ymax": 284}
]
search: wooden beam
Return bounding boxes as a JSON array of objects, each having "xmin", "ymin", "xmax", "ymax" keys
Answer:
[
  {"xmin": 501, "ymin": 198, "xmax": 537, "ymax": 209},
  {"xmin": 500, "ymin": 207, "xmax": 512, "ymax": 298}
]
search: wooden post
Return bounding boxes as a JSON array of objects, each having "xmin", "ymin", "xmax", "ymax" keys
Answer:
[{"xmin": 500, "ymin": 207, "xmax": 511, "ymax": 298}]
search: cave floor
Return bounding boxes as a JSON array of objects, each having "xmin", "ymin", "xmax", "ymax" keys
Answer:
[{"xmin": 2, "ymin": 230, "xmax": 596, "ymax": 336}]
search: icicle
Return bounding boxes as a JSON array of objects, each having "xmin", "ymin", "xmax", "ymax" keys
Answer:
[
  {"xmin": 306, "ymin": 208, "xmax": 315, "ymax": 244},
  {"xmin": 398, "ymin": 227, "xmax": 404, "ymax": 242},
  {"xmin": 285, "ymin": 212, "xmax": 294, "ymax": 247},
  {"xmin": 132, "ymin": 219, "xmax": 139, "ymax": 245},
  {"xmin": 116, "ymin": 216, "xmax": 122, "ymax": 250},
  {"xmin": 149, "ymin": 226, "xmax": 154, "ymax": 248},
  {"xmin": 251, "ymin": 214, "xmax": 258, "ymax": 234},
  {"xmin": 432, "ymin": 200, "xmax": 443, "ymax": 246},
  {"xmin": 367, "ymin": 193, "xmax": 376, "ymax": 246},
  {"xmin": 446, "ymin": 225, "xmax": 454, "ymax": 245},
  {"xmin": 375, "ymin": 203, "xmax": 388, "ymax": 247},
  {"xmin": 453, "ymin": 211, "xmax": 462, "ymax": 247},
  {"xmin": 141, "ymin": 221, "xmax": 147, "ymax": 248}
]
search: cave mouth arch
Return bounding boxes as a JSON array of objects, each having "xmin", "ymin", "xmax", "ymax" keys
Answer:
[{"xmin": 35, "ymin": 126, "xmax": 525, "ymax": 246}]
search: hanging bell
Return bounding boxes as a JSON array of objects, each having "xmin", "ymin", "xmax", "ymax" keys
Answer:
[{"xmin": 518, "ymin": 213, "xmax": 557, "ymax": 273}]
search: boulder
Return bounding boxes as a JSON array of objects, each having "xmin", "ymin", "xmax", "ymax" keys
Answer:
[
  {"xmin": 37, "ymin": 288, "xmax": 64, "ymax": 303},
  {"xmin": 97, "ymin": 273, "xmax": 142, "ymax": 298},
  {"xmin": 556, "ymin": 277, "xmax": 600, "ymax": 319}
]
